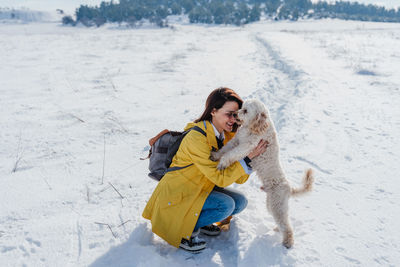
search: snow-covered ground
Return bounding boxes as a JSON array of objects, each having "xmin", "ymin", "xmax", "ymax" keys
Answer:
[{"xmin": 1, "ymin": 19, "xmax": 400, "ymax": 266}]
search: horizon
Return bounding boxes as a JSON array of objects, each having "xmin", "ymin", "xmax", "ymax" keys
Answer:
[{"xmin": 0, "ymin": 0, "xmax": 399, "ymax": 14}]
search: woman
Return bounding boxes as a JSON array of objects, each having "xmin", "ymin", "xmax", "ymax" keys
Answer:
[{"xmin": 142, "ymin": 87, "xmax": 268, "ymax": 252}]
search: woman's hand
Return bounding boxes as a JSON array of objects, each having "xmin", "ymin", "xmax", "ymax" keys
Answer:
[{"xmin": 247, "ymin": 140, "xmax": 269, "ymax": 160}]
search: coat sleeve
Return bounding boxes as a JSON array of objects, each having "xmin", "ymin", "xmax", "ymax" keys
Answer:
[{"xmin": 181, "ymin": 131, "xmax": 249, "ymax": 187}]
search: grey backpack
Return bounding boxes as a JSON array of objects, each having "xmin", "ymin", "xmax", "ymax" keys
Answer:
[{"xmin": 144, "ymin": 124, "xmax": 207, "ymax": 181}]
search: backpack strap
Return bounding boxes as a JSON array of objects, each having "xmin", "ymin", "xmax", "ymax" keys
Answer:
[
  {"xmin": 191, "ymin": 125, "xmax": 206, "ymax": 137},
  {"xmin": 166, "ymin": 164, "xmax": 194, "ymax": 172},
  {"xmin": 165, "ymin": 123, "xmax": 207, "ymax": 173}
]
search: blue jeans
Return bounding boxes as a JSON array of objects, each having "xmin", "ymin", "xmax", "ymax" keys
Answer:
[{"xmin": 193, "ymin": 187, "xmax": 248, "ymax": 231}]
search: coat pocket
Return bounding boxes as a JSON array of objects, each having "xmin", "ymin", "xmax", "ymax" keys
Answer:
[{"xmin": 160, "ymin": 193, "xmax": 183, "ymax": 209}]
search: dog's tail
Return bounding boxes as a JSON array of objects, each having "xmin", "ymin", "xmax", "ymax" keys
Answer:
[{"xmin": 291, "ymin": 168, "xmax": 314, "ymax": 196}]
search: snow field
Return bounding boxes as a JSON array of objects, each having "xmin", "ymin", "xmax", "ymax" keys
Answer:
[{"xmin": 1, "ymin": 19, "xmax": 400, "ymax": 266}]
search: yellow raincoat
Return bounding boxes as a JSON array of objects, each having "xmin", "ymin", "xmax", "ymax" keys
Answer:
[{"xmin": 142, "ymin": 120, "xmax": 250, "ymax": 248}]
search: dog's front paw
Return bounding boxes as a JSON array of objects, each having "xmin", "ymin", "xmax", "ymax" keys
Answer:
[
  {"xmin": 217, "ymin": 162, "xmax": 227, "ymax": 170},
  {"xmin": 210, "ymin": 151, "xmax": 221, "ymax": 162},
  {"xmin": 217, "ymin": 158, "xmax": 230, "ymax": 170}
]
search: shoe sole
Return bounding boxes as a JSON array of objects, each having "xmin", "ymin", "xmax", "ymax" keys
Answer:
[
  {"xmin": 200, "ymin": 229, "xmax": 221, "ymax": 236},
  {"xmin": 179, "ymin": 244, "xmax": 206, "ymax": 252}
]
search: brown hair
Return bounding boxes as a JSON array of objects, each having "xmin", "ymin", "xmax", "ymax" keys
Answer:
[{"xmin": 195, "ymin": 87, "xmax": 243, "ymax": 132}]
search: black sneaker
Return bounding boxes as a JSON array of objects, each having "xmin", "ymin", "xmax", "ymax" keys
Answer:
[
  {"xmin": 200, "ymin": 224, "xmax": 221, "ymax": 236},
  {"xmin": 179, "ymin": 235, "xmax": 206, "ymax": 252}
]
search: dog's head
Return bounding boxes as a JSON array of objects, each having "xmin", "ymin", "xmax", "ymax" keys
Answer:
[{"xmin": 237, "ymin": 99, "xmax": 269, "ymax": 135}]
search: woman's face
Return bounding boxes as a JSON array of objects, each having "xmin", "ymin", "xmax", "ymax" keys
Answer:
[{"xmin": 211, "ymin": 101, "xmax": 239, "ymax": 133}]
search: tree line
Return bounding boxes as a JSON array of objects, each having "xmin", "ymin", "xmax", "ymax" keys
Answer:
[{"xmin": 62, "ymin": 0, "xmax": 400, "ymax": 27}]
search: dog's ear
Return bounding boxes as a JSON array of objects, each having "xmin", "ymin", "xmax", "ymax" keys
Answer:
[{"xmin": 250, "ymin": 112, "xmax": 268, "ymax": 135}]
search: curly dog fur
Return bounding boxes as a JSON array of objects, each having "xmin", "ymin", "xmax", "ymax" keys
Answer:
[{"xmin": 211, "ymin": 99, "xmax": 314, "ymax": 248}]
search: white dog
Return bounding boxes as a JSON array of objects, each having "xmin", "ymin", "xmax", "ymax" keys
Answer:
[{"xmin": 211, "ymin": 99, "xmax": 314, "ymax": 248}]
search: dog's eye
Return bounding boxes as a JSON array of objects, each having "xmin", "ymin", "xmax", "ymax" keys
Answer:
[{"xmin": 243, "ymin": 109, "xmax": 247, "ymax": 114}]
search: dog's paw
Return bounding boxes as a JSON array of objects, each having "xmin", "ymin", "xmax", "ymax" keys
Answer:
[
  {"xmin": 282, "ymin": 231, "xmax": 294, "ymax": 249},
  {"xmin": 217, "ymin": 163, "xmax": 225, "ymax": 170},
  {"xmin": 210, "ymin": 151, "xmax": 220, "ymax": 162},
  {"xmin": 282, "ymin": 238, "xmax": 294, "ymax": 249},
  {"xmin": 217, "ymin": 161, "xmax": 229, "ymax": 170}
]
